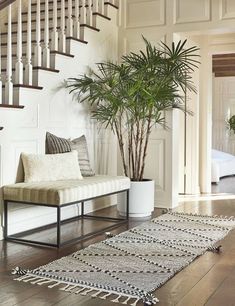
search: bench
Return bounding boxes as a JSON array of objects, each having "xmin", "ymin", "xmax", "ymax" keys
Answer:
[{"xmin": 3, "ymin": 175, "xmax": 130, "ymax": 248}]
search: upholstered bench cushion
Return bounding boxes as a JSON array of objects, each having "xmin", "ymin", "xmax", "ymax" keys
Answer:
[{"xmin": 3, "ymin": 175, "xmax": 130, "ymax": 206}]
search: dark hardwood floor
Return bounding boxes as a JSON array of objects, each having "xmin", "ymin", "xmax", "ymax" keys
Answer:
[{"xmin": 1, "ymin": 199, "xmax": 235, "ymax": 306}]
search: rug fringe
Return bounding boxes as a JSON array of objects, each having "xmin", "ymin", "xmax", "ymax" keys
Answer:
[{"xmin": 207, "ymin": 245, "xmax": 222, "ymax": 253}]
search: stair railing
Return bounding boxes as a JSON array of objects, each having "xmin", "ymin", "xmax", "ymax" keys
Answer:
[{"xmin": 0, "ymin": 0, "xmax": 119, "ymax": 106}]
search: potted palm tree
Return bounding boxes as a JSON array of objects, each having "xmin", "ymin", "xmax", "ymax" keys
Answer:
[{"xmin": 66, "ymin": 38, "xmax": 199, "ymax": 217}]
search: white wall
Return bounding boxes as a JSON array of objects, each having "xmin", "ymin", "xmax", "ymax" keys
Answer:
[
  {"xmin": 0, "ymin": 8, "xmax": 119, "ymax": 239},
  {"xmin": 119, "ymin": 0, "xmax": 235, "ymax": 201}
]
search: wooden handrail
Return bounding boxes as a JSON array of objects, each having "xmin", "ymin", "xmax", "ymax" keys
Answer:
[{"xmin": 0, "ymin": 0, "xmax": 16, "ymax": 11}]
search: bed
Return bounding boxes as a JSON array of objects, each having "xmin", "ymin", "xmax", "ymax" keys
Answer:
[{"xmin": 212, "ymin": 149, "xmax": 235, "ymax": 183}]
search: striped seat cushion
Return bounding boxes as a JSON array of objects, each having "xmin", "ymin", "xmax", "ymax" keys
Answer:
[{"xmin": 3, "ymin": 176, "xmax": 130, "ymax": 206}]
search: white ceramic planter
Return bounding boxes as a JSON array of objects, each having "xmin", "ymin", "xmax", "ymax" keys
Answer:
[{"xmin": 118, "ymin": 180, "xmax": 155, "ymax": 218}]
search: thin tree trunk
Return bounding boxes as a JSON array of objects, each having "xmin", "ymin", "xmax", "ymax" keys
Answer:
[
  {"xmin": 139, "ymin": 111, "xmax": 152, "ymax": 180},
  {"xmin": 115, "ymin": 120, "xmax": 128, "ymax": 177},
  {"xmin": 137, "ymin": 119, "xmax": 145, "ymax": 180}
]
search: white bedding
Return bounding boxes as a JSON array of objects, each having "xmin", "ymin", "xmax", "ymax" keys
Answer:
[{"xmin": 212, "ymin": 149, "xmax": 235, "ymax": 183}]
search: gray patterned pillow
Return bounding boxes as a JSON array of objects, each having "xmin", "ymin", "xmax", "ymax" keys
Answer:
[
  {"xmin": 46, "ymin": 132, "xmax": 71, "ymax": 154},
  {"xmin": 70, "ymin": 135, "xmax": 95, "ymax": 177}
]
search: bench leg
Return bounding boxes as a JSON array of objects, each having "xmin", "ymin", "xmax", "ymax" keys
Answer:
[
  {"xmin": 3, "ymin": 200, "xmax": 8, "ymax": 239},
  {"xmin": 81, "ymin": 201, "xmax": 84, "ymax": 217},
  {"xmin": 126, "ymin": 190, "xmax": 129, "ymax": 220},
  {"xmin": 57, "ymin": 207, "xmax": 61, "ymax": 248}
]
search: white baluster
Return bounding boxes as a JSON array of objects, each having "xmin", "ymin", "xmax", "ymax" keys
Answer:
[
  {"xmin": 43, "ymin": 0, "xmax": 50, "ymax": 67},
  {"xmin": 98, "ymin": 0, "xmax": 104, "ymax": 15},
  {"xmin": 59, "ymin": 0, "xmax": 66, "ymax": 52},
  {"xmin": 93, "ymin": 0, "xmax": 99, "ymax": 12},
  {"xmin": 87, "ymin": 0, "xmax": 93, "ymax": 26},
  {"xmin": 0, "ymin": 27, "xmax": 2, "ymax": 104},
  {"xmin": 51, "ymin": 0, "xmax": 58, "ymax": 50},
  {"xmin": 80, "ymin": 0, "xmax": 86, "ymax": 24},
  {"xmin": 15, "ymin": 0, "xmax": 23, "ymax": 84},
  {"xmin": 34, "ymin": 0, "xmax": 42, "ymax": 66},
  {"xmin": 74, "ymin": 0, "xmax": 80, "ymax": 39},
  {"xmin": 66, "ymin": 0, "xmax": 73, "ymax": 37},
  {"xmin": 25, "ymin": 0, "xmax": 32, "ymax": 85},
  {"xmin": 5, "ymin": 4, "xmax": 13, "ymax": 105}
]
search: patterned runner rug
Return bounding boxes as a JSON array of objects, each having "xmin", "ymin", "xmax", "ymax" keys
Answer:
[{"xmin": 12, "ymin": 212, "xmax": 235, "ymax": 305}]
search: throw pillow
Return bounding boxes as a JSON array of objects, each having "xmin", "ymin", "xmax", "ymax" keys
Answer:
[
  {"xmin": 21, "ymin": 151, "xmax": 83, "ymax": 183},
  {"xmin": 70, "ymin": 135, "xmax": 95, "ymax": 177},
  {"xmin": 46, "ymin": 132, "xmax": 71, "ymax": 154}
]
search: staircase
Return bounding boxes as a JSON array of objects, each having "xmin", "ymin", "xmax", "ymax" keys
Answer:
[{"xmin": 0, "ymin": 0, "xmax": 119, "ymax": 117}]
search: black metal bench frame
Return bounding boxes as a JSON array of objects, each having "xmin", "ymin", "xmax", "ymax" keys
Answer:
[{"xmin": 3, "ymin": 189, "xmax": 129, "ymax": 248}]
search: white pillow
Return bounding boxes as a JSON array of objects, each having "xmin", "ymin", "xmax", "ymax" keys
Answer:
[{"xmin": 21, "ymin": 151, "xmax": 83, "ymax": 183}]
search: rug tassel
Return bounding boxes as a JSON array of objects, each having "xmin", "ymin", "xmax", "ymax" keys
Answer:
[
  {"xmin": 74, "ymin": 287, "xmax": 86, "ymax": 294},
  {"xmin": 23, "ymin": 276, "xmax": 40, "ymax": 283},
  {"xmin": 208, "ymin": 245, "xmax": 222, "ymax": 253},
  {"xmin": 112, "ymin": 294, "xmax": 122, "ymax": 303},
  {"xmin": 60, "ymin": 284, "xmax": 71, "ymax": 291},
  {"xmin": 91, "ymin": 290, "xmax": 103, "ymax": 298},
  {"xmin": 64, "ymin": 285, "xmax": 78, "ymax": 292},
  {"xmin": 130, "ymin": 298, "xmax": 140, "ymax": 306},
  {"xmin": 31, "ymin": 278, "xmax": 49, "ymax": 285},
  {"xmin": 11, "ymin": 266, "xmax": 29, "ymax": 276},
  {"xmin": 14, "ymin": 275, "xmax": 29, "ymax": 282},
  {"xmin": 48, "ymin": 281, "xmax": 62, "ymax": 289},
  {"xmin": 100, "ymin": 292, "xmax": 112, "ymax": 299},
  {"xmin": 37, "ymin": 279, "xmax": 55, "ymax": 286},
  {"xmin": 105, "ymin": 232, "xmax": 115, "ymax": 238},
  {"xmin": 122, "ymin": 297, "xmax": 132, "ymax": 305},
  {"xmin": 80, "ymin": 288, "xmax": 93, "ymax": 296}
]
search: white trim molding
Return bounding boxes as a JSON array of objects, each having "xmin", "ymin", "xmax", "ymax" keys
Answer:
[
  {"xmin": 125, "ymin": 0, "xmax": 165, "ymax": 29},
  {"xmin": 174, "ymin": 0, "xmax": 211, "ymax": 24},
  {"xmin": 220, "ymin": 0, "xmax": 235, "ymax": 20}
]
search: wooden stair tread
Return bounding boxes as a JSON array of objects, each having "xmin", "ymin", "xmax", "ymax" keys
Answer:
[
  {"xmin": 93, "ymin": 12, "xmax": 111, "ymax": 20},
  {"xmin": 104, "ymin": 2, "xmax": 118, "ymax": 9},
  {"xmin": 33, "ymin": 66, "xmax": 60, "ymax": 73},
  {"xmin": 2, "ymin": 84, "xmax": 43, "ymax": 90},
  {"xmin": 1, "ymin": 67, "xmax": 60, "ymax": 73},
  {"xmin": 0, "ymin": 104, "xmax": 24, "ymax": 109},
  {"xmin": 66, "ymin": 37, "xmax": 88, "ymax": 44},
  {"xmin": 80, "ymin": 24, "xmax": 100, "ymax": 31}
]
